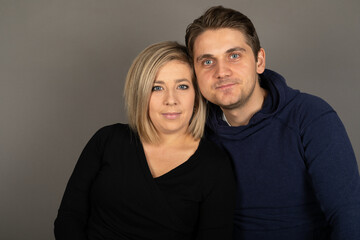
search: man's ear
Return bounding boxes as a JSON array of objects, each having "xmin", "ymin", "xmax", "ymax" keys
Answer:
[{"xmin": 256, "ymin": 48, "xmax": 266, "ymax": 74}]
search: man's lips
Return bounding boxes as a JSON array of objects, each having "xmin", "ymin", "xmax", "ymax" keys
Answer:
[
  {"xmin": 162, "ymin": 112, "xmax": 181, "ymax": 119},
  {"xmin": 215, "ymin": 83, "xmax": 236, "ymax": 90}
]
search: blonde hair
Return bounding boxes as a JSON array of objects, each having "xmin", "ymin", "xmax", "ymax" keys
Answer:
[{"xmin": 124, "ymin": 41, "xmax": 206, "ymax": 143}]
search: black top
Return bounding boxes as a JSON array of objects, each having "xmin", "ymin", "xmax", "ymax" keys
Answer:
[{"xmin": 54, "ymin": 124, "xmax": 236, "ymax": 240}]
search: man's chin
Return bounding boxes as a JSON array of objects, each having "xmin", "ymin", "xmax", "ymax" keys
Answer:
[{"xmin": 218, "ymin": 101, "xmax": 244, "ymax": 110}]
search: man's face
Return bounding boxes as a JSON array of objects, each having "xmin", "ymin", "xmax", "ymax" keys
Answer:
[{"xmin": 193, "ymin": 28, "xmax": 265, "ymax": 110}]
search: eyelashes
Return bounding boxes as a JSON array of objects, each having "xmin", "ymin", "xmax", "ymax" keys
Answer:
[
  {"xmin": 152, "ymin": 86, "xmax": 163, "ymax": 91},
  {"xmin": 152, "ymin": 84, "xmax": 190, "ymax": 92},
  {"xmin": 200, "ymin": 52, "xmax": 242, "ymax": 67}
]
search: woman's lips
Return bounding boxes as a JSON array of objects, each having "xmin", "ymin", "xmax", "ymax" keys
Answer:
[{"xmin": 162, "ymin": 112, "xmax": 181, "ymax": 119}]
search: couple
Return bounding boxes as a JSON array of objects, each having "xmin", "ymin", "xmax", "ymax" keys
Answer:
[{"xmin": 54, "ymin": 6, "xmax": 360, "ymax": 240}]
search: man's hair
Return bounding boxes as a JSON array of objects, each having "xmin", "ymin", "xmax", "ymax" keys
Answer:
[
  {"xmin": 185, "ymin": 5, "xmax": 261, "ymax": 60},
  {"xmin": 124, "ymin": 41, "xmax": 206, "ymax": 143}
]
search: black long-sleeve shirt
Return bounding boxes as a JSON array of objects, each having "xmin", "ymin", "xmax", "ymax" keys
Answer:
[{"xmin": 54, "ymin": 123, "xmax": 236, "ymax": 240}]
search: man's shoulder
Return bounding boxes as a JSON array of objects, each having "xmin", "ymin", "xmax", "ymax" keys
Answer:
[
  {"xmin": 291, "ymin": 92, "xmax": 334, "ymax": 115},
  {"xmin": 261, "ymin": 69, "xmax": 333, "ymax": 114},
  {"xmin": 276, "ymin": 92, "xmax": 337, "ymax": 132}
]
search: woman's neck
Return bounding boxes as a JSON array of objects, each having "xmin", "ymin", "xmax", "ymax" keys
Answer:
[{"xmin": 141, "ymin": 132, "xmax": 200, "ymax": 178}]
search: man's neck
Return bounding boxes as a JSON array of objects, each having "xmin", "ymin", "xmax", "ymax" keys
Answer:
[{"xmin": 222, "ymin": 87, "xmax": 268, "ymax": 127}]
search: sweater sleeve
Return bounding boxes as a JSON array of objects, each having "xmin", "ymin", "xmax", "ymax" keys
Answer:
[
  {"xmin": 54, "ymin": 126, "xmax": 110, "ymax": 240},
  {"xmin": 196, "ymin": 154, "xmax": 236, "ymax": 240},
  {"xmin": 301, "ymin": 103, "xmax": 360, "ymax": 240}
]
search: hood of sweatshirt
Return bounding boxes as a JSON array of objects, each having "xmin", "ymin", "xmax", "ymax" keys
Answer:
[{"xmin": 206, "ymin": 69, "xmax": 300, "ymax": 140}]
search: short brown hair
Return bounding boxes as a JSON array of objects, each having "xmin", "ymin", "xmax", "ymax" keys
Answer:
[
  {"xmin": 124, "ymin": 41, "xmax": 207, "ymax": 143},
  {"xmin": 185, "ymin": 5, "xmax": 261, "ymax": 60}
]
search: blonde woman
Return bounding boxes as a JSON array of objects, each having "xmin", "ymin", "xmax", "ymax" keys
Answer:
[{"xmin": 54, "ymin": 41, "xmax": 235, "ymax": 240}]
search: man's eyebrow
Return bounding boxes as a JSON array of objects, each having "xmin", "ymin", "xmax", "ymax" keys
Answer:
[
  {"xmin": 226, "ymin": 47, "xmax": 246, "ymax": 53},
  {"xmin": 196, "ymin": 54, "xmax": 213, "ymax": 63},
  {"xmin": 196, "ymin": 47, "xmax": 246, "ymax": 62}
]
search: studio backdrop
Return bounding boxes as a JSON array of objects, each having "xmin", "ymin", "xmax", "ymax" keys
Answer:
[{"xmin": 0, "ymin": 0, "xmax": 359, "ymax": 239}]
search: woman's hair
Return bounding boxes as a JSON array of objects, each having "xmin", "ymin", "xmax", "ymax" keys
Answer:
[{"xmin": 124, "ymin": 41, "xmax": 206, "ymax": 143}]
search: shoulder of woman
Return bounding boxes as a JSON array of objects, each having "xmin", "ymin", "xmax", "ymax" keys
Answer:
[
  {"xmin": 198, "ymin": 138, "xmax": 232, "ymax": 169},
  {"xmin": 89, "ymin": 123, "xmax": 135, "ymax": 145}
]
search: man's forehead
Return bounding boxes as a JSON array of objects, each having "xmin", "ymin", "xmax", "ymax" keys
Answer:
[
  {"xmin": 195, "ymin": 47, "xmax": 246, "ymax": 62},
  {"xmin": 193, "ymin": 28, "xmax": 249, "ymax": 56}
]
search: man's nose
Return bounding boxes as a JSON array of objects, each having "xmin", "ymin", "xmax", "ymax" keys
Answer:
[{"xmin": 215, "ymin": 61, "xmax": 231, "ymax": 79}]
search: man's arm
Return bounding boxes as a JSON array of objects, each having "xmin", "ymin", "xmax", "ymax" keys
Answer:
[{"xmin": 300, "ymin": 98, "xmax": 360, "ymax": 239}]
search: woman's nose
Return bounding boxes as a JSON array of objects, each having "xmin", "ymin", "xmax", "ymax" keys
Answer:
[{"xmin": 164, "ymin": 90, "xmax": 178, "ymax": 105}]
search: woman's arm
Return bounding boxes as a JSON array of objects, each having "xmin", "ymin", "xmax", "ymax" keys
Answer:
[{"xmin": 54, "ymin": 127, "xmax": 108, "ymax": 240}]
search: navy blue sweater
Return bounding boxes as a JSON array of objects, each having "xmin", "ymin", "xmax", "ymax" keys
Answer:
[{"xmin": 206, "ymin": 69, "xmax": 360, "ymax": 240}]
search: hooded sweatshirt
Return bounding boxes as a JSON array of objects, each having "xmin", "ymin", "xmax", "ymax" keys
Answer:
[{"xmin": 206, "ymin": 69, "xmax": 360, "ymax": 240}]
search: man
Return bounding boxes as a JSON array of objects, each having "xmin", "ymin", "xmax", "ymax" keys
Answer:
[{"xmin": 185, "ymin": 5, "xmax": 360, "ymax": 240}]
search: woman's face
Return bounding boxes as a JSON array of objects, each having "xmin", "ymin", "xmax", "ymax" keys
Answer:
[{"xmin": 148, "ymin": 60, "xmax": 195, "ymax": 137}]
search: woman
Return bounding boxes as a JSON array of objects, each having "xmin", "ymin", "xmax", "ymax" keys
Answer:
[{"xmin": 54, "ymin": 41, "xmax": 235, "ymax": 240}]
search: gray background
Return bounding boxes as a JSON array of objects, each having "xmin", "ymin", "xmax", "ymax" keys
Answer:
[{"xmin": 1, "ymin": 0, "xmax": 359, "ymax": 239}]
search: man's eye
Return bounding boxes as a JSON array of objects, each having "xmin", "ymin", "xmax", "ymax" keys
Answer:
[
  {"xmin": 178, "ymin": 84, "xmax": 189, "ymax": 90},
  {"xmin": 152, "ymin": 86, "xmax": 163, "ymax": 91},
  {"xmin": 203, "ymin": 59, "xmax": 213, "ymax": 65},
  {"xmin": 230, "ymin": 53, "xmax": 240, "ymax": 59}
]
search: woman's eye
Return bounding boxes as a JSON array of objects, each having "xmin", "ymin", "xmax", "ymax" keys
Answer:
[
  {"xmin": 152, "ymin": 86, "xmax": 163, "ymax": 91},
  {"xmin": 230, "ymin": 53, "xmax": 240, "ymax": 59},
  {"xmin": 178, "ymin": 84, "xmax": 189, "ymax": 90}
]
